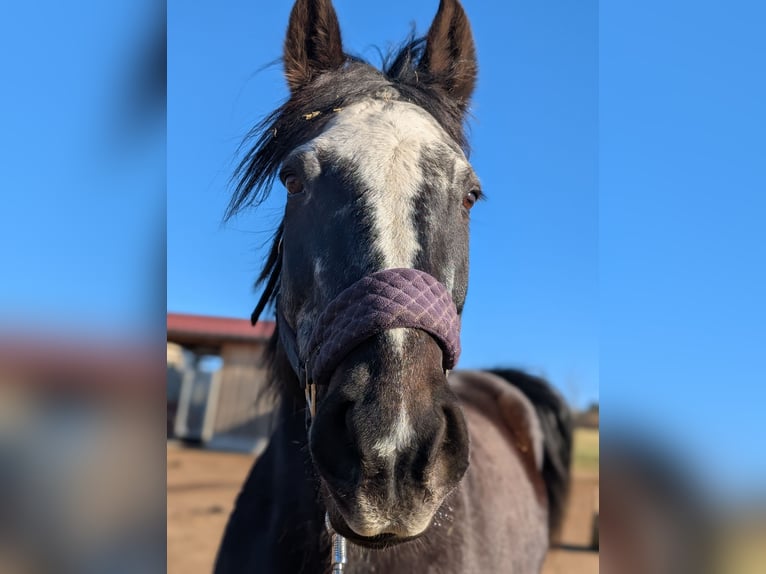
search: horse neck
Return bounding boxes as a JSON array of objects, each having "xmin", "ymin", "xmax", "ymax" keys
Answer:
[{"xmin": 264, "ymin": 397, "xmax": 333, "ymax": 567}]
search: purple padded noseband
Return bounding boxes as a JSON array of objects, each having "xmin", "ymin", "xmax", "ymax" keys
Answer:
[{"xmin": 278, "ymin": 268, "xmax": 461, "ymax": 387}]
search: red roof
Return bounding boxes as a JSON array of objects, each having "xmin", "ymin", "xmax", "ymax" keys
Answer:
[
  {"xmin": 167, "ymin": 313, "xmax": 275, "ymax": 346},
  {"xmin": 0, "ymin": 332, "xmax": 160, "ymax": 394}
]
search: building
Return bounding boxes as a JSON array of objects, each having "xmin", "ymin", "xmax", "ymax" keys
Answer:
[{"xmin": 167, "ymin": 313, "xmax": 276, "ymax": 455}]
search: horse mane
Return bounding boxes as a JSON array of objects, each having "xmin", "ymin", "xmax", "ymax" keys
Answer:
[
  {"xmin": 228, "ymin": 37, "xmax": 473, "ymax": 330},
  {"xmin": 487, "ymin": 368, "xmax": 573, "ymax": 538}
]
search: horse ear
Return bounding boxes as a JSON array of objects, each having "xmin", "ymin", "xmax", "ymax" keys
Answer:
[
  {"xmin": 419, "ymin": 0, "xmax": 477, "ymax": 108},
  {"xmin": 284, "ymin": 0, "xmax": 345, "ymax": 93}
]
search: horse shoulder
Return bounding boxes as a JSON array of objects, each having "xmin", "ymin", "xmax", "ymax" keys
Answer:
[
  {"xmin": 447, "ymin": 370, "xmax": 550, "ymax": 571},
  {"xmin": 449, "ymin": 370, "xmax": 545, "ymax": 478}
]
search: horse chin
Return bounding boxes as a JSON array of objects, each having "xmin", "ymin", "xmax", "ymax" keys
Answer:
[{"xmin": 324, "ymin": 500, "xmax": 430, "ymax": 549}]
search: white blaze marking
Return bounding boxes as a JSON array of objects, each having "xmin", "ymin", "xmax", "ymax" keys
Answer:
[
  {"xmin": 313, "ymin": 99, "xmax": 445, "ymax": 268},
  {"xmin": 311, "ymin": 99, "xmax": 456, "ymax": 355},
  {"xmin": 387, "ymin": 326, "xmax": 407, "ymax": 353},
  {"xmin": 372, "ymin": 406, "xmax": 415, "ymax": 460}
]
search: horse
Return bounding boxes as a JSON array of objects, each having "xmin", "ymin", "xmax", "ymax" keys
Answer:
[{"xmin": 214, "ymin": 1, "xmax": 572, "ymax": 572}]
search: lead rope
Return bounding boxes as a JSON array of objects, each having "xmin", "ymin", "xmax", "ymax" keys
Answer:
[{"xmin": 304, "ymin": 378, "xmax": 348, "ymax": 573}]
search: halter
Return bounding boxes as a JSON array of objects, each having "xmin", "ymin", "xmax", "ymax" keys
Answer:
[
  {"xmin": 278, "ymin": 267, "xmax": 461, "ymax": 388},
  {"xmin": 275, "ymin": 267, "xmax": 462, "ymax": 570}
]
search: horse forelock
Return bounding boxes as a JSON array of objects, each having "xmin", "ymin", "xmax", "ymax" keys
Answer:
[{"xmin": 228, "ymin": 40, "xmax": 470, "ymax": 219}]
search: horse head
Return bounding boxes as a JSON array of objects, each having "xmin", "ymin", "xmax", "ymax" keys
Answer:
[{"xmin": 236, "ymin": 0, "xmax": 480, "ymax": 547}]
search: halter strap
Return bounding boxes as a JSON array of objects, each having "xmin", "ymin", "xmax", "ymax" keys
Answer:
[
  {"xmin": 277, "ymin": 268, "xmax": 462, "ymax": 388},
  {"xmin": 276, "ymin": 310, "xmax": 307, "ymax": 386}
]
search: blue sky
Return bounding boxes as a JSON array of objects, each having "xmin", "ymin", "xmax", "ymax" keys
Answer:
[
  {"xmin": 1, "ymin": 0, "xmax": 163, "ymax": 341},
  {"xmin": 167, "ymin": 0, "xmax": 599, "ymax": 409},
  {"xmin": 600, "ymin": 0, "xmax": 766, "ymax": 497}
]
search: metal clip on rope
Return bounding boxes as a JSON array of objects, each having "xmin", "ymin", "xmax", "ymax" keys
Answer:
[{"xmin": 325, "ymin": 513, "xmax": 347, "ymax": 573}]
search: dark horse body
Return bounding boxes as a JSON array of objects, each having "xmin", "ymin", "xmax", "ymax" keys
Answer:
[{"xmin": 216, "ymin": 2, "xmax": 572, "ymax": 572}]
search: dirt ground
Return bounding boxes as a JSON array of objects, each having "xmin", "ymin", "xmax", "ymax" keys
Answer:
[{"xmin": 167, "ymin": 443, "xmax": 598, "ymax": 573}]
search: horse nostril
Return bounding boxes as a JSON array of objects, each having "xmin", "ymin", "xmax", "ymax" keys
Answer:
[
  {"xmin": 440, "ymin": 404, "xmax": 460, "ymax": 454},
  {"xmin": 310, "ymin": 399, "xmax": 359, "ymax": 487},
  {"xmin": 329, "ymin": 400, "xmax": 355, "ymax": 444},
  {"xmin": 439, "ymin": 402, "xmax": 470, "ymax": 480},
  {"xmin": 345, "ymin": 402, "xmax": 355, "ymax": 437}
]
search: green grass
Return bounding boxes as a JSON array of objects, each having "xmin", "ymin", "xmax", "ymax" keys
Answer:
[{"xmin": 572, "ymin": 428, "xmax": 599, "ymax": 475}]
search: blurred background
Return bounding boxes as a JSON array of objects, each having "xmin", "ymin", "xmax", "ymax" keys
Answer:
[
  {"xmin": 0, "ymin": 0, "xmax": 763, "ymax": 573},
  {"xmin": 0, "ymin": 0, "xmax": 166, "ymax": 573}
]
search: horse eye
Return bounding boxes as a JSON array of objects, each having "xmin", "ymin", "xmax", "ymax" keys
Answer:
[
  {"xmin": 284, "ymin": 174, "xmax": 304, "ymax": 195},
  {"xmin": 463, "ymin": 190, "xmax": 478, "ymax": 210}
]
